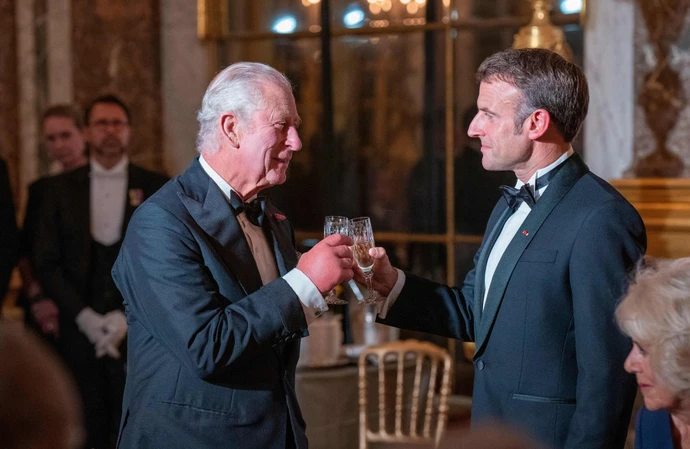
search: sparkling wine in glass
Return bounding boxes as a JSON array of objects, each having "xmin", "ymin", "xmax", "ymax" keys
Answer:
[
  {"xmin": 350, "ymin": 217, "xmax": 379, "ymax": 304},
  {"xmin": 323, "ymin": 216, "xmax": 349, "ymax": 305}
]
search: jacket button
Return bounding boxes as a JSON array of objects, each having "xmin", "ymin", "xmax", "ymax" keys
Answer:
[{"xmin": 475, "ymin": 360, "xmax": 485, "ymax": 370}]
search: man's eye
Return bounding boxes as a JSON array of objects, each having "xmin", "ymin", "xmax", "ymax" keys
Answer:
[{"xmin": 274, "ymin": 122, "xmax": 286, "ymax": 129}]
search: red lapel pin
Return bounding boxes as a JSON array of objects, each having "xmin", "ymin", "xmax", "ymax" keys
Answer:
[{"xmin": 522, "ymin": 230, "xmax": 529, "ymax": 236}]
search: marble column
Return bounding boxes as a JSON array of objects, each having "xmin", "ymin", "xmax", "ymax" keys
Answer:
[
  {"xmin": 72, "ymin": 0, "xmax": 164, "ymax": 172},
  {"xmin": 161, "ymin": 0, "xmax": 208, "ymax": 175},
  {"xmin": 583, "ymin": 0, "xmax": 635, "ymax": 180}
]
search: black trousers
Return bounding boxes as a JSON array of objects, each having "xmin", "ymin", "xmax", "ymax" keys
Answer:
[{"xmin": 60, "ymin": 321, "xmax": 126, "ymax": 449}]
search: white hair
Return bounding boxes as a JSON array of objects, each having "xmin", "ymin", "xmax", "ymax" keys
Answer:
[
  {"xmin": 196, "ymin": 62, "xmax": 293, "ymax": 154},
  {"xmin": 616, "ymin": 257, "xmax": 690, "ymax": 396}
]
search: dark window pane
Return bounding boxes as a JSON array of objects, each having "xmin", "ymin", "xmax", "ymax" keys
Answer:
[
  {"xmin": 229, "ymin": 0, "xmax": 321, "ymax": 34},
  {"xmin": 330, "ymin": 0, "xmax": 435, "ymax": 30},
  {"xmin": 225, "ymin": 39, "xmax": 325, "ymax": 229}
]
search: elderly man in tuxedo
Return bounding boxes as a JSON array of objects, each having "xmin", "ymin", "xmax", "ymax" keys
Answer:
[
  {"xmin": 112, "ymin": 62, "xmax": 354, "ymax": 449},
  {"xmin": 35, "ymin": 95, "xmax": 168, "ymax": 449},
  {"xmin": 363, "ymin": 48, "xmax": 646, "ymax": 449}
]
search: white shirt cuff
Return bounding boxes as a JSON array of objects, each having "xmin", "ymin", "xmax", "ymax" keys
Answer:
[
  {"xmin": 283, "ymin": 268, "xmax": 328, "ymax": 324},
  {"xmin": 377, "ymin": 268, "xmax": 406, "ymax": 319}
]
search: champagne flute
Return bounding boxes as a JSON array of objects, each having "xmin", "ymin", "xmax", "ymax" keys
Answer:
[
  {"xmin": 323, "ymin": 216, "xmax": 349, "ymax": 305},
  {"xmin": 350, "ymin": 217, "xmax": 379, "ymax": 304}
]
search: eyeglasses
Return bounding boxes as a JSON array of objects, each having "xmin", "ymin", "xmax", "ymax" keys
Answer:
[{"xmin": 90, "ymin": 119, "xmax": 129, "ymax": 130}]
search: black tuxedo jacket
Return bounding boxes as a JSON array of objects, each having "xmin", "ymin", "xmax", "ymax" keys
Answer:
[
  {"xmin": 380, "ymin": 153, "xmax": 646, "ymax": 449},
  {"xmin": 0, "ymin": 158, "xmax": 18, "ymax": 302},
  {"xmin": 34, "ymin": 163, "xmax": 168, "ymax": 320},
  {"xmin": 112, "ymin": 158, "xmax": 309, "ymax": 449}
]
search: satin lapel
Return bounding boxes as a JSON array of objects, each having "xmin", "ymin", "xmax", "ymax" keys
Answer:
[
  {"xmin": 473, "ymin": 205, "xmax": 512, "ymax": 325},
  {"xmin": 122, "ymin": 164, "xmax": 139, "ymax": 233},
  {"xmin": 474, "ymin": 154, "xmax": 589, "ymax": 354},
  {"xmin": 73, "ymin": 167, "xmax": 92, "ymax": 274},
  {"xmin": 178, "ymin": 162, "xmax": 263, "ymax": 296},
  {"xmin": 263, "ymin": 202, "xmax": 297, "ymax": 276}
]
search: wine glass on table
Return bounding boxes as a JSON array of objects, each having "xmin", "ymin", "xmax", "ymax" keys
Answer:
[
  {"xmin": 323, "ymin": 216, "xmax": 350, "ymax": 305},
  {"xmin": 350, "ymin": 216, "xmax": 380, "ymax": 304}
]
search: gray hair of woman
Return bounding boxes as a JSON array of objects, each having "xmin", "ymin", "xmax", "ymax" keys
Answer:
[{"xmin": 615, "ymin": 256, "xmax": 690, "ymax": 396}]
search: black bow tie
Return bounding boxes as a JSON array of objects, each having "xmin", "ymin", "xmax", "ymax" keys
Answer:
[
  {"xmin": 500, "ymin": 184, "xmax": 536, "ymax": 212},
  {"xmin": 229, "ymin": 190, "xmax": 266, "ymax": 227},
  {"xmin": 499, "ymin": 162, "xmax": 565, "ymax": 212}
]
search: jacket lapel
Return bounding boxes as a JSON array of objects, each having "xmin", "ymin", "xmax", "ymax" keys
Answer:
[
  {"xmin": 474, "ymin": 153, "xmax": 589, "ymax": 354},
  {"xmin": 473, "ymin": 205, "xmax": 512, "ymax": 325},
  {"xmin": 73, "ymin": 167, "xmax": 92, "ymax": 274},
  {"xmin": 178, "ymin": 159, "xmax": 263, "ymax": 296},
  {"xmin": 122, "ymin": 164, "xmax": 139, "ymax": 234},
  {"xmin": 262, "ymin": 202, "xmax": 297, "ymax": 276}
]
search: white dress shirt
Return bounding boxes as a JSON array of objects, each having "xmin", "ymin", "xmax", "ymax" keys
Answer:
[
  {"xmin": 379, "ymin": 149, "xmax": 574, "ymax": 318},
  {"xmin": 199, "ymin": 155, "xmax": 327, "ymax": 323},
  {"xmin": 90, "ymin": 156, "xmax": 128, "ymax": 246}
]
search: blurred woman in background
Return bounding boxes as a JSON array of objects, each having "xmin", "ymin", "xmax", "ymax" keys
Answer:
[{"xmin": 616, "ymin": 257, "xmax": 690, "ymax": 449}]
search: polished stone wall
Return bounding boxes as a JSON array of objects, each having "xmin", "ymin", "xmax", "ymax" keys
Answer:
[
  {"xmin": 583, "ymin": 0, "xmax": 635, "ymax": 180},
  {"xmin": 72, "ymin": 0, "xmax": 164, "ymax": 172}
]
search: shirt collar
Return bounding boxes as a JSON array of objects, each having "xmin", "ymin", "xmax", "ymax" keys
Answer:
[
  {"xmin": 515, "ymin": 148, "xmax": 573, "ymax": 191},
  {"xmin": 198, "ymin": 154, "xmax": 257, "ymax": 202},
  {"xmin": 90, "ymin": 155, "xmax": 128, "ymax": 175}
]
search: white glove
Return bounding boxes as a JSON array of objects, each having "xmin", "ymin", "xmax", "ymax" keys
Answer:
[
  {"xmin": 95, "ymin": 310, "xmax": 127, "ymax": 359},
  {"xmin": 75, "ymin": 307, "xmax": 107, "ymax": 345}
]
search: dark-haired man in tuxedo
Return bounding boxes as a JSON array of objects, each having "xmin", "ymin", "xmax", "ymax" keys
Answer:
[
  {"xmin": 35, "ymin": 94, "xmax": 168, "ymax": 448},
  {"xmin": 363, "ymin": 48, "xmax": 646, "ymax": 449}
]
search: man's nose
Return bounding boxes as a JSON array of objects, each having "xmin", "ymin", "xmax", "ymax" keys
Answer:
[
  {"xmin": 287, "ymin": 127, "xmax": 301, "ymax": 151},
  {"xmin": 467, "ymin": 115, "xmax": 482, "ymax": 138}
]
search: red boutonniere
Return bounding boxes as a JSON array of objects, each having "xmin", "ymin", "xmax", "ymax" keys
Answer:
[
  {"xmin": 128, "ymin": 188, "xmax": 144, "ymax": 207},
  {"xmin": 272, "ymin": 213, "xmax": 286, "ymax": 221}
]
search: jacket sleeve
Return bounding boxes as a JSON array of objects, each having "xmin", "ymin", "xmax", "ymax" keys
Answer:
[
  {"xmin": 565, "ymin": 199, "xmax": 645, "ymax": 449},
  {"xmin": 112, "ymin": 202, "xmax": 308, "ymax": 380},
  {"xmin": 377, "ymin": 250, "xmax": 479, "ymax": 342}
]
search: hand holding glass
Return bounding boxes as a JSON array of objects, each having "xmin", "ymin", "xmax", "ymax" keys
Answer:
[
  {"xmin": 350, "ymin": 217, "xmax": 380, "ymax": 304},
  {"xmin": 323, "ymin": 216, "xmax": 349, "ymax": 305}
]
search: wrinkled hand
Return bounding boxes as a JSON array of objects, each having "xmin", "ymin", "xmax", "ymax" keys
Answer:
[
  {"xmin": 31, "ymin": 298, "xmax": 60, "ymax": 337},
  {"xmin": 75, "ymin": 307, "xmax": 107, "ymax": 345},
  {"xmin": 297, "ymin": 233, "xmax": 354, "ymax": 294},
  {"xmin": 95, "ymin": 310, "xmax": 127, "ymax": 359},
  {"xmin": 352, "ymin": 247, "xmax": 398, "ymax": 297}
]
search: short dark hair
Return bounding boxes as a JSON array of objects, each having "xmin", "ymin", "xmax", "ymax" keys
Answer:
[
  {"xmin": 84, "ymin": 94, "xmax": 132, "ymax": 125},
  {"xmin": 476, "ymin": 48, "xmax": 589, "ymax": 143},
  {"xmin": 42, "ymin": 104, "xmax": 84, "ymax": 130}
]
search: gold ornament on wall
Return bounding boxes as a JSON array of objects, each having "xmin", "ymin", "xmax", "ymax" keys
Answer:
[{"xmin": 513, "ymin": 0, "xmax": 573, "ymax": 60}]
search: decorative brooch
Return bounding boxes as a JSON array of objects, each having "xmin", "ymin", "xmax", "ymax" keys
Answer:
[{"xmin": 128, "ymin": 188, "xmax": 144, "ymax": 207}]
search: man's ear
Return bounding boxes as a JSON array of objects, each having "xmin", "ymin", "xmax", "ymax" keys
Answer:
[
  {"xmin": 526, "ymin": 109, "xmax": 551, "ymax": 140},
  {"xmin": 220, "ymin": 113, "xmax": 240, "ymax": 147}
]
